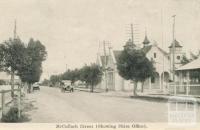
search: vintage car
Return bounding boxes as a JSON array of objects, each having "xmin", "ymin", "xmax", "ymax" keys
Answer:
[
  {"xmin": 60, "ymin": 80, "xmax": 74, "ymax": 92},
  {"xmin": 33, "ymin": 82, "xmax": 40, "ymax": 91}
]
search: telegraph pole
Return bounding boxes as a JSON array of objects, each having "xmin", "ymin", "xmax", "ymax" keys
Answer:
[
  {"xmin": 126, "ymin": 23, "xmax": 140, "ymax": 45},
  {"xmin": 103, "ymin": 40, "xmax": 108, "ymax": 92},
  {"xmin": 131, "ymin": 23, "xmax": 134, "ymax": 44},
  {"xmin": 172, "ymin": 15, "xmax": 176, "ymax": 82},
  {"xmin": 11, "ymin": 20, "xmax": 17, "ymax": 98},
  {"xmin": 161, "ymin": 10, "xmax": 165, "ymax": 91},
  {"xmin": 14, "ymin": 19, "xmax": 17, "ymax": 39}
]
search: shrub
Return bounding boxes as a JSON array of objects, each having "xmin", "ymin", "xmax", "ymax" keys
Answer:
[
  {"xmin": 1, "ymin": 107, "xmax": 22, "ymax": 122},
  {"xmin": 0, "ymin": 80, "xmax": 6, "ymax": 85}
]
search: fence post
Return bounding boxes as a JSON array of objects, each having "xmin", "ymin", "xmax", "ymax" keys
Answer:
[
  {"xmin": 174, "ymin": 84, "xmax": 176, "ymax": 95},
  {"xmin": 18, "ymin": 87, "xmax": 21, "ymax": 119},
  {"xmin": 186, "ymin": 84, "xmax": 189, "ymax": 96},
  {"xmin": 1, "ymin": 90, "xmax": 5, "ymax": 117}
]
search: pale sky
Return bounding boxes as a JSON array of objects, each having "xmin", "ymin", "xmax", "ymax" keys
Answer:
[{"xmin": 0, "ymin": 0, "xmax": 200, "ymax": 79}]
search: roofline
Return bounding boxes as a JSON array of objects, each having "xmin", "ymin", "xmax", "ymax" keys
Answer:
[
  {"xmin": 110, "ymin": 48, "xmax": 117, "ymax": 64},
  {"xmin": 176, "ymin": 67, "xmax": 200, "ymax": 71}
]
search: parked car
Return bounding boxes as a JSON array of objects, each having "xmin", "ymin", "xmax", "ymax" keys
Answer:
[{"xmin": 33, "ymin": 82, "xmax": 40, "ymax": 91}]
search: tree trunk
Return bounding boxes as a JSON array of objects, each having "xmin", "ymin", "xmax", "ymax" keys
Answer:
[
  {"xmin": 91, "ymin": 84, "xmax": 94, "ymax": 93},
  {"xmin": 86, "ymin": 84, "xmax": 89, "ymax": 88},
  {"xmin": 28, "ymin": 83, "xmax": 31, "ymax": 93},
  {"xmin": 11, "ymin": 70, "xmax": 15, "ymax": 98},
  {"xmin": 141, "ymin": 82, "xmax": 144, "ymax": 93},
  {"xmin": 133, "ymin": 81, "xmax": 138, "ymax": 96},
  {"xmin": 24, "ymin": 82, "xmax": 28, "ymax": 95}
]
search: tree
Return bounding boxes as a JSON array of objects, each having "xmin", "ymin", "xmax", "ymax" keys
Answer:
[
  {"xmin": 0, "ymin": 44, "xmax": 5, "ymax": 70},
  {"xmin": 50, "ymin": 75, "xmax": 61, "ymax": 86},
  {"xmin": 0, "ymin": 38, "xmax": 26, "ymax": 97},
  {"xmin": 0, "ymin": 80, "xmax": 6, "ymax": 85},
  {"xmin": 0, "ymin": 37, "xmax": 47, "ymax": 94},
  {"xmin": 79, "ymin": 64, "xmax": 102, "ymax": 92},
  {"xmin": 190, "ymin": 50, "xmax": 200, "ymax": 61},
  {"xmin": 61, "ymin": 69, "xmax": 80, "ymax": 84},
  {"xmin": 41, "ymin": 79, "xmax": 50, "ymax": 86},
  {"xmin": 117, "ymin": 48, "xmax": 155, "ymax": 96},
  {"xmin": 181, "ymin": 55, "xmax": 190, "ymax": 65},
  {"xmin": 17, "ymin": 38, "xmax": 47, "ymax": 92}
]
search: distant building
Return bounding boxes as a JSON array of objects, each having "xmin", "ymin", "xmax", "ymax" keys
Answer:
[
  {"xmin": 175, "ymin": 57, "xmax": 200, "ymax": 95},
  {"xmin": 0, "ymin": 72, "xmax": 10, "ymax": 84},
  {"xmin": 0, "ymin": 71, "xmax": 20, "ymax": 85},
  {"xmin": 97, "ymin": 34, "xmax": 185, "ymax": 92}
]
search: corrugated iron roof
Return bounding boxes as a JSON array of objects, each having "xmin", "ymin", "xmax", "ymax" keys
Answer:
[{"xmin": 177, "ymin": 57, "xmax": 200, "ymax": 70}]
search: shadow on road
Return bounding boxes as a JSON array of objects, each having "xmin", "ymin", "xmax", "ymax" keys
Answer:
[
  {"xmin": 100, "ymin": 93, "xmax": 168, "ymax": 104},
  {"xmin": 130, "ymin": 96, "xmax": 168, "ymax": 103}
]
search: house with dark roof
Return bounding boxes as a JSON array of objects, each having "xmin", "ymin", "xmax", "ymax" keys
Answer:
[
  {"xmin": 173, "ymin": 57, "xmax": 200, "ymax": 95},
  {"xmin": 97, "ymin": 34, "xmax": 185, "ymax": 92}
]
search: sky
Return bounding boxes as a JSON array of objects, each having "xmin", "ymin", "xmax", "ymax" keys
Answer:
[{"xmin": 0, "ymin": 0, "xmax": 199, "ymax": 80}]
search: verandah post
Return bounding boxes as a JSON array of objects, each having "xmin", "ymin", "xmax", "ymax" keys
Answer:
[
  {"xmin": 18, "ymin": 86, "xmax": 21, "ymax": 119},
  {"xmin": 1, "ymin": 90, "xmax": 5, "ymax": 117}
]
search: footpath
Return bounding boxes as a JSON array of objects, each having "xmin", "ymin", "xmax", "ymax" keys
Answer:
[{"xmin": 74, "ymin": 87, "xmax": 200, "ymax": 103}]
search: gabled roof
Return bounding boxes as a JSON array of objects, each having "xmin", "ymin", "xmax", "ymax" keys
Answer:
[
  {"xmin": 113, "ymin": 50, "xmax": 122, "ymax": 62},
  {"xmin": 100, "ymin": 55, "xmax": 109, "ymax": 66},
  {"xmin": 157, "ymin": 46, "xmax": 168, "ymax": 56},
  {"xmin": 141, "ymin": 45, "xmax": 152, "ymax": 53},
  {"xmin": 169, "ymin": 39, "xmax": 182, "ymax": 48},
  {"xmin": 177, "ymin": 57, "xmax": 200, "ymax": 71},
  {"xmin": 110, "ymin": 43, "xmax": 169, "ymax": 65},
  {"xmin": 141, "ymin": 44, "xmax": 168, "ymax": 56}
]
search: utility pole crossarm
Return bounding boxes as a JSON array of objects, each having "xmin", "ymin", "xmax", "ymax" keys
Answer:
[{"xmin": 131, "ymin": 23, "xmax": 134, "ymax": 44}]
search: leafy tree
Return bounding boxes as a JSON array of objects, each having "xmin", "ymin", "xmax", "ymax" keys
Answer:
[
  {"xmin": 61, "ymin": 69, "xmax": 80, "ymax": 84},
  {"xmin": 0, "ymin": 80, "xmax": 6, "ymax": 85},
  {"xmin": 117, "ymin": 48, "xmax": 155, "ymax": 96},
  {"xmin": 79, "ymin": 64, "xmax": 102, "ymax": 92},
  {"xmin": 17, "ymin": 38, "xmax": 47, "ymax": 92},
  {"xmin": 0, "ymin": 38, "xmax": 47, "ymax": 94},
  {"xmin": 190, "ymin": 50, "xmax": 200, "ymax": 61},
  {"xmin": 0, "ymin": 38, "xmax": 26, "ymax": 97},
  {"xmin": 0, "ymin": 44, "xmax": 5, "ymax": 70},
  {"xmin": 50, "ymin": 75, "xmax": 61, "ymax": 86},
  {"xmin": 181, "ymin": 55, "xmax": 190, "ymax": 65},
  {"xmin": 41, "ymin": 79, "xmax": 50, "ymax": 86}
]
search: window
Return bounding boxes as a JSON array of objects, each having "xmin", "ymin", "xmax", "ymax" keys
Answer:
[
  {"xmin": 154, "ymin": 53, "xmax": 156, "ymax": 58},
  {"xmin": 177, "ymin": 56, "xmax": 180, "ymax": 60}
]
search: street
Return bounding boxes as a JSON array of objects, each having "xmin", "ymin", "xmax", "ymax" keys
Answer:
[{"xmin": 24, "ymin": 86, "xmax": 200, "ymax": 123}]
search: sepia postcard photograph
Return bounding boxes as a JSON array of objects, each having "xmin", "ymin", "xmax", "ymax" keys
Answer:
[{"xmin": 0, "ymin": 0, "xmax": 200, "ymax": 130}]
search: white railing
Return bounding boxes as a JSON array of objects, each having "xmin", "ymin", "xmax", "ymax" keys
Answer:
[{"xmin": 168, "ymin": 83, "xmax": 200, "ymax": 96}]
